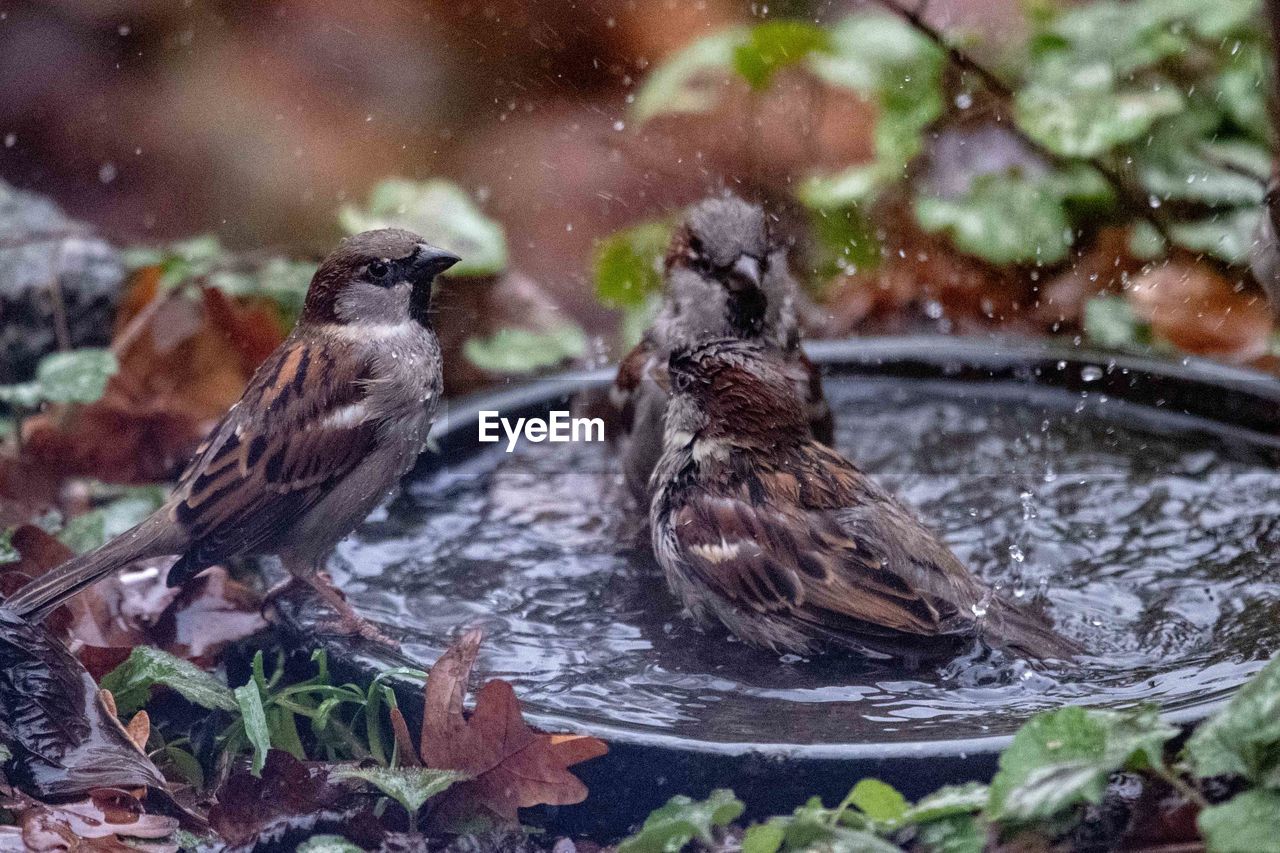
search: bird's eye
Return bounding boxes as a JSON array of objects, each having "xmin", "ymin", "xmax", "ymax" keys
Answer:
[
  {"xmin": 367, "ymin": 260, "xmax": 390, "ymax": 279},
  {"xmin": 672, "ymin": 371, "xmax": 693, "ymax": 394}
]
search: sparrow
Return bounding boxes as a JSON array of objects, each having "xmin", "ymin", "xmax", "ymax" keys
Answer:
[
  {"xmin": 610, "ymin": 194, "xmax": 832, "ymax": 504},
  {"xmin": 5, "ymin": 229, "xmax": 460, "ymax": 645},
  {"xmin": 649, "ymin": 338, "xmax": 1083, "ymax": 662}
]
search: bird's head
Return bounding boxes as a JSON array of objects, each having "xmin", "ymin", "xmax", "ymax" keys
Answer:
[
  {"xmin": 665, "ymin": 195, "xmax": 780, "ymax": 338},
  {"xmin": 664, "ymin": 338, "xmax": 809, "ymax": 444},
  {"xmin": 301, "ymin": 228, "xmax": 460, "ymax": 327}
]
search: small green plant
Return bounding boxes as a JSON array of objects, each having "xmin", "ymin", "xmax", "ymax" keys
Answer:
[{"xmin": 618, "ymin": 654, "xmax": 1280, "ymax": 853}]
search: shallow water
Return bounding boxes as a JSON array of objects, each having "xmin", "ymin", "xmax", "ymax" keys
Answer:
[{"xmin": 332, "ymin": 378, "xmax": 1280, "ymax": 746}]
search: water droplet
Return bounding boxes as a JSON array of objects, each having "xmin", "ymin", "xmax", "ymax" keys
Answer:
[
  {"xmin": 612, "ymin": 120, "xmax": 625, "ymax": 131},
  {"xmin": 954, "ymin": 92, "xmax": 973, "ymax": 109},
  {"xmin": 1081, "ymin": 365, "xmax": 1103, "ymax": 382},
  {"xmin": 117, "ymin": 23, "xmax": 131, "ymax": 36},
  {"xmin": 3, "ymin": 133, "xmax": 14, "ymax": 148},
  {"xmin": 98, "ymin": 162, "xmax": 117, "ymax": 184}
]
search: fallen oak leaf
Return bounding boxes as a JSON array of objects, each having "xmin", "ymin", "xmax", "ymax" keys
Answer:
[
  {"xmin": 416, "ymin": 629, "xmax": 607, "ymax": 824},
  {"xmin": 2, "ymin": 787, "xmax": 180, "ymax": 853}
]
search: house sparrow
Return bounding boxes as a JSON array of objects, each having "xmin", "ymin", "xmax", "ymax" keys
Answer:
[
  {"xmin": 611, "ymin": 194, "xmax": 832, "ymax": 504},
  {"xmin": 649, "ymin": 338, "xmax": 1083, "ymax": 662},
  {"xmin": 5, "ymin": 229, "xmax": 459, "ymax": 645}
]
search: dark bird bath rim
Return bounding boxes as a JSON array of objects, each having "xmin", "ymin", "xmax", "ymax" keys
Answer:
[{"xmin": 274, "ymin": 334, "xmax": 1280, "ymax": 832}]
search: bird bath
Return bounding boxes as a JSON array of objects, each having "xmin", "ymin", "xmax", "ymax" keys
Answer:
[{"xmin": 274, "ymin": 336, "xmax": 1280, "ymax": 837}]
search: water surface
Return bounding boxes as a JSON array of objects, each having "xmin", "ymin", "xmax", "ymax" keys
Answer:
[{"xmin": 332, "ymin": 378, "xmax": 1280, "ymax": 746}]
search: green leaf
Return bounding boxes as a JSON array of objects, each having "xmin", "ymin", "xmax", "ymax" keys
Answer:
[
  {"xmin": 100, "ymin": 646, "xmax": 237, "ymax": 716},
  {"xmin": 0, "ymin": 529, "xmax": 17, "ymax": 565},
  {"xmin": 799, "ymin": 163, "xmax": 894, "ymax": 210},
  {"xmin": 296, "ymin": 836, "xmax": 365, "ymax": 853},
  {"xmin": 916, "ymin": 814, "xmax": 985, "ymax": 853},
  {"xmin": 1135, "ymin": 110, "xmax": 1267, "ymax": 208},
  {"xmin": 846, "ymin": 778, "xmax": 908, "ymax": 825},
  {"xmin": 810, "ymin": 12, "xmax": 941, "ymax": 93},
  {"xmin": 0, "ymin": 744, "xmax": 12, "ymax": 764},
  {"xmin": 632, "ymin": 28, "xmax": 747, "ymax": 123},
  {"xmin": 914, "ymin": 174, "xmax": 1074, "ymax": 266},
  {"xmin": 338, "ymin": 178, "xmax": 507, "ymax": 277},
  {"xmin": 1170, "ymin": 207, "xmax": 1263, "ymax": 266},
  {"xmin": 209, "ymin": 257, "xmax": 317, "ymax": 321},
  {"xmin": 988, "ymin": 705, "xmax": 1177, "ymax": 822},
  {"xmin": 0, "ymin": 349, "xmax": 118, "ymax": 409},
  {"xmin": 57, "ymin": 485, "xmax": 167, "ymax": 554},
  {"xmin": 903, "ymin": 783, "xmax": 989, "ymax": 825},
  {"xmin": 808, "ymin": 205, "xmax": 881, "ymax": 280},
  {"xmin": 1188, "ymin": 656, "xmax": 1280, "ymax": 787},
  {"xmin": 594, "ymin": 221, "xmax": 672, "ymax": 308},
  {"xmin": 1015, "ymin": 62, "xmax": 1182, "ymax": 159},
  {"xmin": 617, "ymin": 789, "xmax": 745, "ymax": 853},
  {"xmin": 732, "ymin": 21, "xmax": 831, "ymax": 91},
  {"xmin": 1084, "ymin": 296, "xmax": 1151, "ymax": 350},
  {"xmin": 162, "ymin": 745, "xmax": 205, "ymax": 790},
  {"xmin": 234, "ymin": 683, "xmax": 271, "ymax": 776},
  {"xmin": 1198, "ymin": 790, "xmax": 1280, "ymax": 853},
  {"xmin": 331, "ymin": 766, "xmax": 467, "ymax": 819},
  {"xmin": 463, "ymin": 324, "xmax": 587, "ymax": 374},
  {"xmin": 742, "ymin": 820, "xmax": 786, "ymax": 853},
  {"xmin": 1213, "ymin": 43, "xmax": 1270, "ymax": 140}
]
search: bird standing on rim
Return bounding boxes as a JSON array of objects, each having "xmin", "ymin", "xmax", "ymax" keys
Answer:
[
  {"xmin": 6, "ymin": 229, "xmax": 459, "ymax": 645},
  {"xmin": 610, "ymin": 194, "xmax": 832, "ymax": 504},
  {"xmin": 649, "ymin": 338, "xmax": 1083, "ymax": 662}
]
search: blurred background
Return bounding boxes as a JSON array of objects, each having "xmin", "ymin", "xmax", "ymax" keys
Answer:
[{"xmin": 0, "ymin": 0, "xmax": 1018, "ymax": 320}]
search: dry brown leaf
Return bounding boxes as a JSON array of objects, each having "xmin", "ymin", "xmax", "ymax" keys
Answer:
[
  {"xmin": 124, "ymin": 712, "xmax": 151, "ymax": 752},
  {"xmin": 22, "ymin": 268, "xmax": 286, "ymax": 483},
  {"xmin": 416, "ymin": 629, "xmax": 607, "ymax": 823},
  {"xmin": 9, "ymin": 788, "xmax": 179, "ymax": 853},
  {"xmin": 1127, "ymin": 261, "xmax": 1275, "ymax": 362}
]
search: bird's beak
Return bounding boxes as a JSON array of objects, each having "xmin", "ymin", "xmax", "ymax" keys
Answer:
[
  {"xmin": 728, "ymin": 254, "xmax": 762, "ymax": 290},
  {"xmin": 412, "ymin": 244, "xmax": 462, "ymax": 279}
]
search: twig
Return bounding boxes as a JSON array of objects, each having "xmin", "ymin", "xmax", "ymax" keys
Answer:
[
  {"xmin": 867, "ymin": 0, "xmax": 1173, "ymax": 243},
  {"xmin": 46, "ymin": 243, "xmax": 71, "ymax": 351},
  {"xmin": 110, "ymin": 278, "xmax": 200, "ymax": 359}
]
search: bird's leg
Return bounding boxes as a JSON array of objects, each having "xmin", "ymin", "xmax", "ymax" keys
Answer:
[{"xmin": 303, "ymin": 570, "xmax": 400, "ymax": 649}]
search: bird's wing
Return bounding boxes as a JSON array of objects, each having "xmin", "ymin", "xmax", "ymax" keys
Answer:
[
  {"xmin": 165, "ymin": 335, "xmax": 380, "ymax": 583},
  {"xmin": 609, "ymin": 333, "xmax": 659, "ymax": 434},
  {"xmin": 670, "ymin": 444, "xmax": 967, "ymax": 638}
]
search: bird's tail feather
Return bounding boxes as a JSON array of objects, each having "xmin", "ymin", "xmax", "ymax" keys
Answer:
[
  {"xmin": 4, "ymin": 514, "xmax": 175, "ymax": 622},
  {"xmin": 988, "ymin": 597, "xmax": 1084, "ymax": 661}
]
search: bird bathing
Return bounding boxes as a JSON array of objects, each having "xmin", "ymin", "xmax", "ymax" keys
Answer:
[{"xmin": 276, "ymin": 336, "xmax": 1280, "ymax": 833}]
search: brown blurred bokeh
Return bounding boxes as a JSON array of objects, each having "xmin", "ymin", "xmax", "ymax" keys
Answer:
[{"xmin": 0, "ymin": 0, "xmax": 1024, "ymax": 324}]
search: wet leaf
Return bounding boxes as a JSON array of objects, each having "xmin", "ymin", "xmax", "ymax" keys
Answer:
[
  {"xmin": 616, "ymin": 789, "xmax": 744, "ymax": 853},
  {"xmin": 594, "ymin": 221, "xmax": 671, "ymax": 309},
  {"xmin": 100, "ymin": 646, "xmax": 237, "ymax": 717},
  {"xmin": 297, "ymin": 835, "xmax": 365, "ymax": 853},
  {"xmin": 0, "ymin": 349, "xmax": 118, "ymax": 409},
  {"xmin": 339, "ymin": 178, "xmax": 506, "ymax": 277},
  {"xmin": 1015, "ymin": 62, "xmax": 1182, "ymax": 159},
  {"xmin": 914, "ymin": 174, "xmax": 1073, "ymax": 266},
  {"xmin": 902, "ymin": 783, "xmax": 988, "ymax": 825},
  {"xmin": 463, "ymin": 324, "xmax": 587, "ymax": 374},
  {"xmin": 1126, "ymin": 262, "xmax": 1273, "ymax": 360},
  {"xmin": 329, "ymin": 766, "xmax": 467, "ymax": 821},
  {"xmin": 988, "ymin": 705, "xmax": 1176, "ymax": 822},
  {"xmin": 915, "ymin": 814, "xmax": 984, "ymax": 853},
  {"xmin": 235, "ymin": 682, "xmax": 272, "ymax": 776},
  {"xmin": 8, "ymin": 788, "xmax": 180, "ymax": 852},
  {"xmin": 800, "ymin": 164, "xmax": 893, "ymax": 210},
  {"xmin": 1198, "ymin": 790, "xmax": 1280, "ymax": 853},
  {"xmin": 208, "ymin": 750, "xmax": 375, "ymax": 850},
  {"xmin": 742, "ymin": 820, "xmax": 786, "ymax": 853},
  {"xmin": 1188, "ymin": 656, "xmax": 1280, "ymax": 787},
  {"xmin": 630, "ymin": 28, "xmax": 746, "ymax": 122},
  {"xmin": 1169, "ymin": 207, "xmax": 1264, "ymax": 266},
  {"xmin": 1084, "ymin": 296, "xmax": 1151, "ymax": 349},
  {"xmin": 732, "ymin": 21, "xmax": 830, "ymax": 91},
  {"xmin": 0, "ymin": 529, "xmax": 17, "ymax": 565},
  {"xmin": 0, "ymin": 608, "xmax": 172, "ymax": 802},
  {"xmin": 1135, "ymin": 111, "xmax": 1267, "ymax": 208},
  {"xmin": 845, "ymin": 778, "xmax": 908, "ymax": 825},
  {"xmin": 415, "ymin": 629, "xmax": 607, "ymax": 823}
]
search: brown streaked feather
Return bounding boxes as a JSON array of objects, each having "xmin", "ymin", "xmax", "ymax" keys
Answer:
[
  {"xmin": 165, "ymin": 336, "xmax": 378, "ymax": 586},
  {"xmin": 669, "ymin": 442, "xmax": 969, "ymax": 641}
]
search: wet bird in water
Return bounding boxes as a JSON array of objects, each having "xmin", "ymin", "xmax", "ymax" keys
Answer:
[
  {"xmin": 610, "ymin": 193, "xmax": 831, "ymax": 504},
  {"xmin": 649, "ymin": 338, "xmax": 1083, "ymax": 662},
  {"xmin": 5, "ymin": 229, "xmax": 459, "ymax": 645}
]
